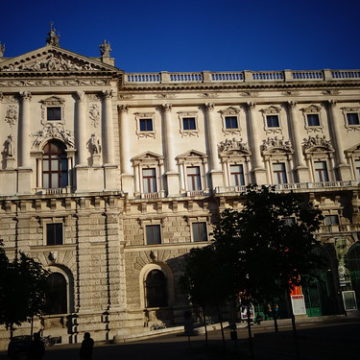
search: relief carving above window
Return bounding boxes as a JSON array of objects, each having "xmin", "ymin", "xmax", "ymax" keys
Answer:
[{"xmin": 32, "ymin": 123, "xmax": 75, "ymax": 150}]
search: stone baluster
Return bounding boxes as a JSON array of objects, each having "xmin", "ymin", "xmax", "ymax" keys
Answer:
[
  {"xmin": 103, "ymin": 90, "xmax": 115, "ymax": 165},
  {"xmin": 287, "ymin": 101, "xmax": 308, "ymax": 182},
  {"xmin": 119, "ymin": 105, "xmax": 131, "ymax": 174},
  {"xmin": 76, "ymin": 91, "xmax": 87, "ymax": 165},
  {"xmin": 19, "ymin": 91, "xmax": 32, "ymax": 168}
]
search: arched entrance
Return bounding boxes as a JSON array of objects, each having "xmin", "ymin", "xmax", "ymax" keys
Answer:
[
  {"xmin": 44, "ymin": 273, "xmax": 67, "ymax": 315},
  {"xmin": 145, "ymin": 270, "xmax": 168, "ymax": 308}
]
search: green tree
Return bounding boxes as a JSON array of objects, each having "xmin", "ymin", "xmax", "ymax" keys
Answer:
[{"xmin": 0, "ymin": 242, "xmax": 49, "ymax": 338}]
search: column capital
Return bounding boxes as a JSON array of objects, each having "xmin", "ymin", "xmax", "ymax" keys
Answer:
[
  {"xmin": 102, "ymin": 90, "xmax": 113, "ymax": 99},
  {"xmin": 0, "ymin": 92, "xmax": 3, "ymax": 102},
  {"xmin": 327, "ymin": 99, "xmax": 337, "ymax": 106},
  {"xmin": 118, "ymin": 104, "xmax": 128, "ymax": 112},
  {"xmin": 162, "ymin": 103, "xmax": 172, "ymax": 112},
  {"xmin": 287, "ymin": 100, "xmax": 297, "ymax": 108},
  {"xmin": 204, "ymin": 102, "xmax": 215, "ymax": 111},
  {"xmin": 20, "ymin": 91, "xmax": 32, "ymax": 101},
  {"xmin": 75, "ymin": 91, "xmax": 86, "ymax": 101},
  {"xmin": 246, "ymin": 101, "xmax": 256, "ymax": 109}
]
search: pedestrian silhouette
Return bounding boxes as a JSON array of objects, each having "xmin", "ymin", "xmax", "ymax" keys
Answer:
[
  {"xmin": 80, "ymin": 332, "xmax": 94, "ymax": 360},
  {"xmin": 28, "ymin": 332, "xmax": 45, "ymax": 360}
]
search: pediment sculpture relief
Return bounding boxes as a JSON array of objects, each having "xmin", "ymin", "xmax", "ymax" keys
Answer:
[
  {"xmin": 0, "ymin": 52, "xmax": 102, "ymax": 72},
  {"xmin": 303, "ymin": 135, "xmax": 334, "ymax": 152},
  {"xmin": 32, "ymin": 123, "xmax": 74, "ymax": 149},
  {"xmin": 218, "ymin": 138, "xmax": 249, "ymax": 153},
  {"xmin": 261, "ymin": 136, "xmax": 293, "ymax": 153}
]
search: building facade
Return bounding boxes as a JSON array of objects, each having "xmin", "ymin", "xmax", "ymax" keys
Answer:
[{"xmin": 1, "ymin": 32, "xmax": 360, "ymax": 346}]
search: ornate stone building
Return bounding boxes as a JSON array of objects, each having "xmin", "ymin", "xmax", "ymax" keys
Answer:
[{"xmin": 1, "ymin": 30, "xmax": 360, "ymax": 346}]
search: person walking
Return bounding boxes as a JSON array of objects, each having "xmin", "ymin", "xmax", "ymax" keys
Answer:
[
  {"xmin": 28, "ymin": 332, "xmax": 45, "ymax": 360},
  {"xmin": 80, "ymin": 332, "xmax": 94, "ymax": 360}
]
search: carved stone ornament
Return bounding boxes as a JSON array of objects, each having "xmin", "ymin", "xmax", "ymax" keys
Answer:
[
  {"xmin": 4, "ymin": 105, "xmax": 17, "ymax": 126},
  {"xmin": 3, "ymin": 135, "xmax": 14, "ymax": 158},
  {"xmin": 261, "ymin": 136, "xmax": 293, "ymax": 153},
  {"xmin": 99, "ymin": 40, "xmax": 111, "ymax": 57},
  {"xmin": 88, "ymin": 134, "xmax": 101, "ymax": 154},
  {"xmin": 303, "ymin": 135, "xmax": 334, "ymax": 152},
  {"xmin": 0, "ymin": 79, "xmax": 109, "ymax": 87},
  {"xmin": 32, "ymin": 123, "xmax": 75, "ymax": 149},
  {"xmin": 218, "ymin": 138, "xmax": 249, "ymax": 154},
  {"xmin": 0, "ymin": 51, "xmax": 102, "ymax": 72},
  {"xmin": 89, "ymin": 104, "xmax": 100, "ymax": 127}
]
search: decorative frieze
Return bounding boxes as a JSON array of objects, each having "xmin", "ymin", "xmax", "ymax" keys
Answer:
[
  {"xmin": 0, "ymin": 79, "xmax": 109, "ymax": 87},
  {"xmin": 32, "ymin": 123, "xmax": 75, "ymax": 149},
  {"xmin": 4, "ymin": 105, "xmax": 17, "ymax": 126}
]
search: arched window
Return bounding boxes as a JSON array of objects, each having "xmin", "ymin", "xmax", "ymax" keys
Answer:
[
  {"xmin": 45, "ymin": 273, "xmax": 67, "ymax": 314},
  {"xmin": 42, "ymin": 140, "xmax": 68, "ymax": 189},
  {"xmin": 145, "ymin": 270, "xmax": 168, "ymax": 308}
]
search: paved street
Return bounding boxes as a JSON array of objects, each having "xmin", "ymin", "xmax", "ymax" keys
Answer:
[{"xmin": 1, "ymin": 317, "xmax": 359, "ymax": 360}]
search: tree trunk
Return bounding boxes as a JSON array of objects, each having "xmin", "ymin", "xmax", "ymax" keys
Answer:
[
  {"xmin": 202, "ymin": 306, "xmax": 208, "ymax": 347},
  {"xmin": 217, "ymin": 305, "xmax": 226, "ymax": 348},
  {"xmin": 287, "ymin": 291, "xmax": 300, "ymax": 360},
  {"xmin": 247, "ymin": 305, "xmax": 255, "ymax": 360}
]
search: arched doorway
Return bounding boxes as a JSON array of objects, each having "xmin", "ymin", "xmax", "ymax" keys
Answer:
[
  {"xmin": 45, "ymin": 273, "xmax": 67, "ymax": 315},
  {"xmin": 42, "ymin": 140, "xmax": 68, "ymax": 189},
  {"xmin": 145, "ymin": 270, "xmax": 168, "ymax": 308},
  {"xmin": 346, "ymin": 242, "xmax": 360, "ymax": 309},
  {"xmin": 303, "ymin": 245, "xmax": 340, "ymax": 316}
]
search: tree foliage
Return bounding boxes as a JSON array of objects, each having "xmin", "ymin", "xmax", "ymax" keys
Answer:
[
  {"xmin": 181, "ymin": 186, "xmax": 323, "ymax": 308},
  {"xmin": 0, "ymin": 241, "xmax": 49, "ymax": 332}
]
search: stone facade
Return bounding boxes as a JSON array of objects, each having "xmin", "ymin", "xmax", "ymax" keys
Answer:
[{"xmin": 1, "ymin": 33, "xmax": 360, "ymax": 347}]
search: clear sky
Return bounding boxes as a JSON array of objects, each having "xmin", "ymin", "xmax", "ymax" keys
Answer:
[{"xmin": 1, "ymin": 0, "xmax": 359, "ymax": 72}]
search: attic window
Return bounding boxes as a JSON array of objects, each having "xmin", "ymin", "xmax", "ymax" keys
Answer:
[{"xmin": 47, "ymin": 107, "xmax": 62, "ymax": 121}]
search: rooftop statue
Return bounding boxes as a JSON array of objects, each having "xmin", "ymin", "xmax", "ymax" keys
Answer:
[
  {"xmin": 46, "ymin": 23, "xmax": 60, "ymax": 47},
  {"xmin": 100, "ymin": 40, "xmax": 111, "ymax": 57},
  {"xmin": 0, "ymin": 42, "xmax": 5, "ymax": 57}
]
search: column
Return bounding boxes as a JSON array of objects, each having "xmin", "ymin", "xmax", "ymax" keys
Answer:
[
  {"xmin": 103, "ymin": 90, "xmax": 115, "ymax": 165},
  {"xmin": 76, "ymin": 91, "xmax": 87, "ymax": 166},
  {"xmin": 19, "ymin": 91, "xmax": 32, "ymax": 168},
  {"xmin": 162, "ymin": 104, "xmax": 180, "ymax": 195},
  {"xmin": 287, "ymin": 101, "xmax": 309, "ymax": 182},
  {"xmin": 162, "ymin": 104, "xmax": 176, "ymax": 172},
  {"xmin": 327, "ymin": 100, "xmax": 351, "ymax": 180},
  {"xmin": 245, "ymin": 102, "xmax": 266, "ymax": 184},
  {"xmin": 119, "ymin": 105, "xmax": 131, "ymax": 174},
  {"xmin": 204, "ymin": 103, "xmax": 223, "ymax": 188},
  {"xmin": 204, "ymin": 103, "xmax": 221, "ymax": 171}
]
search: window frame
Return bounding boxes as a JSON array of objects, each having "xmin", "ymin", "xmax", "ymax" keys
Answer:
[
  {"xmin": 178, "ymin": 112, "xmax": 199, "ymax": 137},
  {"xmin": 186, "ymin": 166, "xmax": 202, "ymax": 191},
  {"xmin": 40, "ymin": 96, "xmax": 65, "ymax": 124},
  {"xmin": 230, "ymin": 163, "xmax": 246, "ymax": 186},
  {"xmin": 43, "ymin": 220, "xmax": 64, "ymax": 246},
  {"xmin": 220, "ymin": 107, "xmax": 241, "ymax": 134},
  {"xmin": 191, "ymin": 222, "xmax": 208, "ymax": 243},
  {"xmin": 145, "ymin": 224, "xmax": 162, "ymax": 245},
  {"xmin": 142, "ymin": 167, "xmax": 157, "ymax": 194},
  {"xmin": 313, "ymin": 160, "xmax": 329, "ymax": 182},
  {"xmin": 272, "ymin": 162, "xmax": 288, "ymax": 185},
  {"xmin": 262, "ymin": 106, "xmax": 282, "ymax": 134},
  {"xmin": 302, "ymin": 105, "xmax": 323, "ymax": 132},
  {"xmin": 342, "ymin": 107, "xmax": 360, "ymax": 131},
  {"xmin": 135, "ymin": 112, "xmax": 156, "ymax": 138}
]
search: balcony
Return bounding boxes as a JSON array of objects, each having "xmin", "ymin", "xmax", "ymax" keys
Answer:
[
  {"xmin": 318, "ymin": 224, "xmax": 360, "ymax": 234},
  {"xmin": 214, "ymin": 180, "xmax": 360, "ymax": 195},
  {"xmin": 140, "ymin": 190, "xmax": 166, "ymax": 199},
  {"xmin": 35, "ymin": 187, "xmax": 72, "ymax": 195}
]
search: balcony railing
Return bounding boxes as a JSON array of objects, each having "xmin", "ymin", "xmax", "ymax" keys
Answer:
[
  {"xmin": 214, "ymin": 180, "xmax": 359, "ymax": 194},
  {"xmin": 124, "ymin": 69, "xmax": 360, "ymax": 85},
  {"xmin": 140, "ymin": 190, "xmax": 166, "ymax": 199},
  {"xmin": 35, "ymin": 187, "xmax": 71, "ymax": 195},
  {"xmin": 318, "ymin": 224, "xmax": 360, "ymax": 234}
]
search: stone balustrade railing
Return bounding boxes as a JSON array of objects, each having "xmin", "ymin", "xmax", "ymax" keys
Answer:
[{"xmin": 124, "ymin": 69, "xmax": 360, "ymax": 84}]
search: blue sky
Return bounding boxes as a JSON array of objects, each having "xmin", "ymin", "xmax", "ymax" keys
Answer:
[{"xmin": 1, "ymin": 0, "xmax": 359, "ymax": 72}]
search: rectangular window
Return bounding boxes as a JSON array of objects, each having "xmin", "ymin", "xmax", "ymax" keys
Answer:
[
  {"xmin": 230, "ymin": 164, "xmax": 245, "ymax": 186},
  {"xmin": 187, "ymin": 166, "xmax": 202, "ymax": 191},
  {"xmin": 266, "ymin": 115, "xmax": 279, "ymax": 128},
  {"xmin": 225, "ymin": 116, "xmax": 238, "ymax": 129},
  {"xmin": 273, "ymin": 163, "xmax": 287, "ymax": 184},
  {"xmin": 307, "ymin": 114, "xmax": 320, "ymax": 127},
  {"xmin": 142, "ymin": 168, "xmax": 157, "ymax": 193},
  {"xmin": 314, "ymin": 161, "xmax": 329, "ymax": 182},
  {"xmin": 324, "ymin": 215, "xmax": 339, "ymax": 226},
  {"xmin": 46, "ymin": 223, "xmax": 63, "ymax": 245},
  {"xmin": 139, "ymin": 118, "xmax": 153, "ymax": 132},
  {"xmin": 47, "ymin": 107, "xmax": 61, "ymax": 121},
  {"xmin": 192, "ymin": 222, "xmax": 208, "ymax": 242},
  {"xmin": 347, "ymin": 113, "xmax": 360, "ymax": 126},
  {"xmin": 355, "ymin": 159, "xmax": 360, "ymax": 180},
  {"xmin": 183, "ymin": 117, "xmax": 196, "ymax": 130},
  {"xmin": 146, "ymin": 225, "xmax": 161, "ymax": 245}
]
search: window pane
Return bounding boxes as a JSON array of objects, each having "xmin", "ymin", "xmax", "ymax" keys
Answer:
[
  {"xmin": 142, "ymin": 168, "xmax": 157, "ymax": 193},
  {"xmin": 146, "ymin": 270, "xmax": 167, "ymax": 307},
  {"xmin": 187, "ymin": 166, "xmax": 201, "ymax": 191},
  {"xmin": 60, "ymin": 173, "xmax": 68, "ymax": 187},
  {"xmin": 192, "ymin": 222, "xmax": 207, "ymax": 242},
  {"xmin": 347, "ymin": 113, "xmax": 360, "ymax": 125},
  {"xmin": 47, "ymin": 107, "xmax": 61, "ymax": 121},
  {"xmin": 146, "ymin": 225, "xmax": 161, "ymax": 245},
  {"xmin": 183, "ymin": 117, "xmax": 196, "ymax": 130},
  {"xmin": 314, "ymin": 161, "xmax": 329, "ymax": 182},
  {"xmin": 225, "ymin": 116, "xmax": 238, "ymax": 129},
  {"xmin": 267, "ymin": 115, "xmax": 279, "ymax": 128},
  {"xmin": 45, "ymin": 273, "xmax": 67, "ymax": 314},
  {"xmin": 42, "ymin": 160, "xmax": 49, "ymax": 171},
  {"xmin": 43, "ymin": 174, "xmax": 49, "ymax": 188},
  {"xmin": 273, "ymin": 163, "xmax": 287, "ymax": 184},
  {"xmin": 47, "ymin": 223, "xmax": 63, "ymax": 245},
  {"xmin": 230, "ymin": 164, "xmax": 245, "ymax": 186},
  {"xmin": 51, "ymin": 159, "xmax": 59, "ymax": 170},
  {"xmin": 60, "ymin": 159, "xmax": 68, "ymax": 171},
  {"xmin": 307, "ymin": 114, "xmax": 320, "ymax": 126},
  {"xmin": 51, "ymin": 173, "xmax": 58, "ymax": 188},
  {"xmin": 140, "ymin": 118, "xmax": 153, "ymax": 131},
  {"xmin": 324, "ymin": 215, "xmax": 339, "ymax": 226},
  {"xmin": 355, "ymin": 160, "xmax": 360, "ymax": 180}
]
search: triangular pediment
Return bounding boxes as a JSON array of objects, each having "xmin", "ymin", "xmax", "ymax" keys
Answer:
[
  {"xmin": 176, "ymin": 150, "xmax": 207, "ymax": 160},
  {"xmin": 131, "ymin": 151, "xmax": 164, "ymax": 161},
  {"xmin": 0, "ymin": 45, "xmax": 119, "ymax": 73}
]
